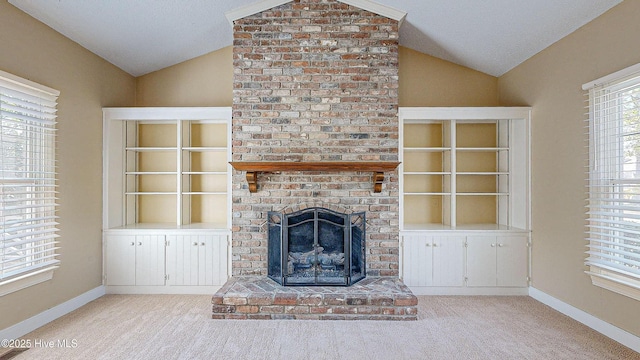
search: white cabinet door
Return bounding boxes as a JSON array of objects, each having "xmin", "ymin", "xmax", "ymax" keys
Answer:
[
  {"xmin": 135, "ymin": 235, "xmax": 166, "ymax": 286},
  {"xmin": 466, "ymin": 235, "xmax": 529, "ymax": 287},
  {"xmin": 402, "ymin": 234, "xmax": 432, "ymax": 286},
  {"xmin": 466, "ymin": 236, "xmax": 498, "ymax": 287},
  {"xmin": 432, "ymin": 236, "xmax": 465, "ymax": 286},
  {"xmin": 199, "ymin": 234, "xmax": 228, "ymax": 286},
  {"xmin": 166, "ymin": 234, "xmax": 228, "ymax": 286},
  {"xmin": 496, "ymin": 235, "xmax": 528, "ymax": 287},
  {"xmin": 105, "ymin": 235, "xmax": 136, "ymax": 286},
  {"xmin": 105, "ymin": 234, "xmax": 165, "ymax": 286},
  {"xmin": 166, "ymin": 235, "xmax": 199, "ymax": 286},
  {"xmin": 402, "ymin": 234, "xmax": 464, "ymax": 287}
]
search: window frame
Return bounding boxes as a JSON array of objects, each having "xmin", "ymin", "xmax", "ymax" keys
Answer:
[
  {"xmin": 584, "ymin": 63, "xmax": 640, "ymax": 301},
  {"xmin": 0, "ymin": 69, "xmax": 60, "ymax": 296}
]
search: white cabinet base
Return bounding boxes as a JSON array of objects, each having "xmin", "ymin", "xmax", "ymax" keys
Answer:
[
  {"xmin": 104, "ymin": 229, "xmax": 230, "ymax": 294},
  {"xmin": 401, "ymin": 230, "xmax": 530, "ymax": 295}
]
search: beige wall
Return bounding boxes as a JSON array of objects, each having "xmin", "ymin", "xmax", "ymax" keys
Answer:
[
  {"xmin": 136, "ymin": 45, "xmax": 498, "ymax": 108},
  {"xmin": 0, "ymin": 1, "xmax": 135, "ymax": 330},
  {"xmin": 136, "ymin": 46, "xmax": 233, "ymax": 107},
  {"xmin": 399, "ymin": 46, "xmax": 498, "ymax": 107},
  {"xmin": 499, "ymin": 1, "xmax": 640, "ymax": 336},
  {"xmin": 10, "ymin": 0, "xmax": 637, "ymax": 341}
]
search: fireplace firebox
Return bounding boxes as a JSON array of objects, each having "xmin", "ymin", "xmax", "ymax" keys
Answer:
[{"xmin": 268, "ymin": 207, "xmax": 366, "ymax": 286}]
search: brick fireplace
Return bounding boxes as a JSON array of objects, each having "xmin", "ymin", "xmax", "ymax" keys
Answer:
[
  {"xmin": 213, "ymin": 0, "xmax": 416, "ymax": 320},
  {"xmin": 231, "ymin": 0, "xmax": 400, "ymax": 277}
]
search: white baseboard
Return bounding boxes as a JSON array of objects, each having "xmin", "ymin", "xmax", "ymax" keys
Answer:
[
  {"xmin": 529, "ymin": 287, "xmax": 640, "ymax": 353},
  {"xmin": 0, "ymin": 286, "xmax": 105, "ymax": 341}
]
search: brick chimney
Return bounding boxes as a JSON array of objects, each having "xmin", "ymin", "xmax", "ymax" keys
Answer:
[{"xmin": 230, "ymin": 0, "xmax": 400, "ymax": 277}]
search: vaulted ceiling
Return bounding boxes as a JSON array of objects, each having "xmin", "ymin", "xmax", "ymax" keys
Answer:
[{"xmin": 8, "ymin": 0, "xmax": 622, "ymax": 77}]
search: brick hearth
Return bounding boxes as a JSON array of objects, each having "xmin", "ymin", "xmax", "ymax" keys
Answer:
[{"xmin": 212, "ymin": 277, "xmax": 417, "ymax": 320}]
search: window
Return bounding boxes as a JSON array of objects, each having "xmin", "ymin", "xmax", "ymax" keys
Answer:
[
  {"xmin": 0, "ymin": 70, "xmax": 59, "ymax": 296},
  {"xmin": 584, "ymin": 63, "xmax": 640, "ymax": 300}
]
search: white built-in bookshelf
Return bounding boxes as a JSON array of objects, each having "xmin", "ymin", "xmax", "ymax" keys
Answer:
[
  {"xmin": 399, "ymin": 107, "xmax": 531, "ymax": 295},
  {"xmin": 103, "ymin": 107, "xmax": 232, "ymax": 230},
  {"xmin": 102, "ymin": 107, "xmax": 231, "ymax": 294},
  {"xmin": 399, "ymin": 107, "xmax": 530, "ymax": 231}
]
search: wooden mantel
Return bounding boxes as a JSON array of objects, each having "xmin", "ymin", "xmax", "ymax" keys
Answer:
[{"xmin": 229, "ymin": 161, "xmax": 400, "ymax": 193}]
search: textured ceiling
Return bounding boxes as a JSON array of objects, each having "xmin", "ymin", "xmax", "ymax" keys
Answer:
[{"xmin": 8, "ymin": 0, "xmax": 622, "ymax": 77}]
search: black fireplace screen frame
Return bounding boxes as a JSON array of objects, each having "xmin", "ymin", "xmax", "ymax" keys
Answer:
[{"xmin": 268, "ymin": 207, "xmax": 366, "ymax": 286}]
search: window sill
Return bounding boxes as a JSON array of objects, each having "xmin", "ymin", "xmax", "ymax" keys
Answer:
[
  {"xmin": 587, "ymin": 268, "xmax": 640, "ymax": 301},
  {"xmin": 0, "ymin": 266, "xmax": 58, "ymax": 297}
]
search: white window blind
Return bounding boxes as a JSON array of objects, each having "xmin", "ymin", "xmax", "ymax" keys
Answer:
[
  {"xmin": 584, "ymin": 63, "xmax": 640, "ymax": 299},
  {"xmin": 0, "ymin": 70, "xmax": 60, "ymax": 286}
]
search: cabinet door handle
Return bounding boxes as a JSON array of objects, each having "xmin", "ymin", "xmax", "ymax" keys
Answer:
[
  {"xmin": 201, "ymin": 242, "xmax": 205, "ymax": 246},
  {"xmin": 193, "ymin": 242, "xmax": 198, "ymax": 246},
  {"xmin": 498, "ymin": 243, "xmax": 504, "ymax": 247},
  {"xmin": 432, "ymin": 243, "xmax": 438, "ymax": 247},
  {"xmin": 491, "ymin": 244, "xmax": 496, "ymax": 247},
  {"xmin": 131, "ymin": 242, "xmax": 135, "ymax": 246},
  {"xmin": 425, "ymin": 243, "xmax": 431, "ymax": 247}
]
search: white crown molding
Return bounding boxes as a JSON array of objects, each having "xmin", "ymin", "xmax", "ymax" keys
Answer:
[
  {"xmin": 225, "ymin": 0, "xmax": 407, "ymax": 27},
  {"xmin": 103, "ymin": 107, "xmax": 232, "ymax": 121}
]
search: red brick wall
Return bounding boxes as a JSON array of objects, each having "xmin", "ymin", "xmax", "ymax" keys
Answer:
[{"xmin": 231, "ymin": 0, "xmax": 399, "ymax": 276}]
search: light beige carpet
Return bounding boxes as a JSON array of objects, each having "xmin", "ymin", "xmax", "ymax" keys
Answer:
[{"xmin": 11, "ymin": 295, "xmax": 640, "ymax": 360}]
